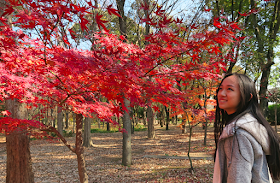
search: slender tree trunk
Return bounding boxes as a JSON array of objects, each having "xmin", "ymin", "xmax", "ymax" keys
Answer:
[
  {"xmin": 122, "ymin": 97, "xmax": 132, "ymax": 166},
  {"xmin": 83, "ymin": 117, "xmax": 93, "ymax": 147},
  {"xmin": 45, "ymin": 107, "xmax": 48, "ymax": 125},
  {"xmin": 51, "ymin": 108, "xmax": 56, "ymax": 128},
  {"xmin": 97, "ymin": 118, "xmax": 100, "ymax": 129},
  {"xmin": 165, "ymin": 106, "xmax": 169, "ymax": 130},
  {"xmin": 75, "ymin": 114, "xmax": 89, "ymax": 183},
  {"xmin": 65, "ymin": 111, "xmax": 69, "ymax": 129},
  {"xmin": 172, "ymin": 117, "xmax": 176, "ymax": 125},
  {"xmin": 275, "ymin": 104, "xmax": 278, "ymax": 133},
  {"xmin": 147, "ymin": 105, "xmax": 155, "ymax": 139},
  {"xmin": 57, "ymin": 106, "xmax": 63, "ymax": 135},
  {"xmin": 73, "ymin": 113, "xmax": 76, "ymax": 133},
  {"xmin": 203, "ymin": 92, "xmax": 208, "ymax": 146},
  {"xmin": 182, "ymin": 124, "xmax": 187, "ymax": 133},
  {"xmin": 5, "ymin": 99, "xmax": 34, "ymax": 183},
  {"xmin": 160, "ymin": 107, "xmax": 165, "ymax": 127},
  {"xmin": 259, "ymin": 67, "xmax": 271, "ymax": 117},
  {"xmin": 130, "ymin": 111, "xmax": 135, "ymax": 134},
  {"xmin": 116, "ymin": 0, "xmax": 126, "ymax": 37},
  {"xmin": 143, "ymin": 108, "xmax": 147, "ymax": 126},
  {"xmin": 203, "ymin": 120, "xmax": 208, "ymax": 146},
  {"xmin": 106, "ymin": 122, "xmax": 110, "ymax": 131},
  {"xmin": 116, "ymin": 0, "xmax": 132, "ymax": 166},
  {"xmin": 187, "ymin": 123, "xmax": 194, "ymax": 174}
]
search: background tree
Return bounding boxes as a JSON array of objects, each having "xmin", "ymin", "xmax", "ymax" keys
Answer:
[{"xmin": 206, "ymin": 0, "xmax": 280, "ymax": 116}]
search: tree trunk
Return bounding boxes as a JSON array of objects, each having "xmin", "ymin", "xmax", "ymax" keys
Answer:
[
  {"xmin": 203, "ymin": 93, "xmax": 208, "ymax": 146},
  {"xmin": 75, "ymin": 114, "xmax": 89, "ymax": 183},
  {"xmin": 106, "ymin": 122, "xmax": 110, "ymax": 131},
  {"xmin": 73, "ymin": 113, "xmax": 76, "ymax": 133},
  {"xmin": 144, "ymin": 0, "xmax": 150, "ymax": 40},
  {"xmin": 5, "ymin": 99, "xmax": 34, "ymax": 183},
  {"xmin": 143, "ymin": 108, "xmax": 147, "ymax": 126},
  {"xmin": 203, "ymin": 121, "xmax": 208, "ymax": 146},
  {"xmin": 57, "ymin": 106, "xmax": 63, "ymax": 136},
  {"xmin": 250, "ymin": 0, "xmax": 280, "ymax": 116},
  {"xmin": 165, "ymin": 106, "xmax": 169, "ymax": 130},
  {"xmin": 275, "ymin": 104, "xmax": 278, "ymax": 133},
  {"xmin": 147, "ymin": 105, "xmax": 155, "ymax": 139},
  {"xmin": 160, "ymin": 108, "xmax": 164, "ymax": 127},
  {"xmin": 65, "ymin": 111, "xmax": 69, "ymax": 129},
  {"xmin": 116, "ymin": 0, "xmax": 132, "ymax": 166},
  {"xmin": 116, "ymin": 0, "xmax": 127, "ymax": 37},
  {"xmin": 259, "ymin": 66, "xmax": 271, "ymax": 117},
  {"xmin": 83, "ymin": 117, "xmax": 93, "ymax": 147},
  {"xmin": 186, "ymin": 113, "xmax": 194, "ymax": 173},
  {"xmin": 182, "ymin": 124, "xmax": 187, "ymax": 133},
  {"xmin": 130, "ymin": 110, "xmax": 135, "ymax": 134},
  {"xmin": 187, "ymin": 125, "xmax": 194, "ymax": 174},
  {"xmin": 97, "ymin": 118, "xmax": 100, "ymax": 129},
  {"xmin": 172, "ymin": 117, "xmax": 176, "ymax": 125},
  {"xmin": 122, "ymin": 97, "xmax": 132, "ymax": 166},
  {"xmin": 51, "ymin": 108, "xmax": 55, "ymax": 128}
]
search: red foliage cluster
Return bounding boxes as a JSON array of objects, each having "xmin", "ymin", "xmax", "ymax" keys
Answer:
[{"xmin": 0, "ymin": 0, "xmax": 241, "ymax": 135}]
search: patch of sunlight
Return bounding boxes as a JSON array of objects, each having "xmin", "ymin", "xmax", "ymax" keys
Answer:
[{"xmin": 92, "ymin": 144, "xmax": 118, "ymax": 148}]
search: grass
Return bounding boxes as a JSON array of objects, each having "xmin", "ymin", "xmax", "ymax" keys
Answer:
[{"xmin": 90, "ymin": 124, "xmax": 147, "ymax": 133}]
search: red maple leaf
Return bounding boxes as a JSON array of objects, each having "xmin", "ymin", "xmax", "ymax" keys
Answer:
[
  {"xmin": 213, "ymin": 18, "xmax": 222, "ymax": 28},
  {"xmin": 230, "ymin": 22, "xmax": 241, "ymax": 30},
  {"xmin": 204, "ymin": 8, "xmax": 211, "ymax": 12},
  {"xmin": 107, "ymin": 5, "xmax": 121, "ymax": 18},
  {"xmin": 155, "ymin": 5, "xmax": 165, "ymax": 16},
  {"xmin": 95, "ymin": 13, "xmax": 108, "ymax": 32},
  {"xmin": 239, "ymin": 12, "xmax": 249, "ymax": 16},
  {"xmin": 2, "ymin": 6, "xmax": 14, "ymax": 17},
  {"xmin": 80, "ymin": 16, "xmax": 89, "ymax": 32},
  {"xmin": 140, "ymin": 2, "xmax": 149, "ymax": 10},
  {"xmin": 211, "ymin": 46, "xmax": 221, "ymax": 54},
  {"xmin": 68, "ymin": 29, "xmax": 76, "ymax": 39}
]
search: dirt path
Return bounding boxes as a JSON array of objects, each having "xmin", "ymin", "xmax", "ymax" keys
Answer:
[{"xmin": 0, "ymin": 124, "xmax": 215, "ymax": 182}]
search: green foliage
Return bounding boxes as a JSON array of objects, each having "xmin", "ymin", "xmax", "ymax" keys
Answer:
[
  {"xmin": 90, "ymin": 124, "xmax": 147, "ymax": 133},
  {"xmin": 134, "ymin": 106, "xmax": 144, "ymax": 119},
  {"xmin": 46, "ymin": 130, "xmax": 74, "ymax": 137},
  {"xmin": 90, "ymin": 128, "xmax": 119, "ymax": 133},
  {"xmin": 267, "ymin": 104, "xmax": 280, "ymax": 124},
  {"xmin": 63, "ymin": 130, "xmax": 74, "ymax": 137},
  {"xmin": 134, "ymin": 124, "xmax": 147, "ymax": 131}
]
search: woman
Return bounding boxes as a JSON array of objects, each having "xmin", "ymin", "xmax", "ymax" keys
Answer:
[{"xmin": 213, "ymin": 73, "xmax": 280, "ymax": 183}]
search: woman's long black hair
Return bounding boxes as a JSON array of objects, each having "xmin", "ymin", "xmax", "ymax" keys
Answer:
[{"xmin": 214, "ymin": 73, "xmax": 280, "ymax": 180}]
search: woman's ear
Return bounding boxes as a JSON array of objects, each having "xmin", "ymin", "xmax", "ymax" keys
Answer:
[{"xmin": 249, "ymin": 93, "xmax": 253, "ymax": 101}]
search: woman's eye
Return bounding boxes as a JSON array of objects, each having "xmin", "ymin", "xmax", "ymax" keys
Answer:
[{"xmin": 228, "ymin": 88, "xmax": 233, "ymax": 91}]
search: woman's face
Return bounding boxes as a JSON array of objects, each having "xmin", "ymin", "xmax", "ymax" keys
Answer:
[{"xmin": 217, "ymin": 75, "xmax": 241, "ymax": 114}]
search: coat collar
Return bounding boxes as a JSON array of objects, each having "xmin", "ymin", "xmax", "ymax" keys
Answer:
[{"xmin": 219, "ymin": 113, "xmax": 270, "ymax": 155}]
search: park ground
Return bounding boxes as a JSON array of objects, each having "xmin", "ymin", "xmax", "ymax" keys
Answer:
[{"xmin": 0, "ymin": 124, "xmax": 218, "ymax": 182}]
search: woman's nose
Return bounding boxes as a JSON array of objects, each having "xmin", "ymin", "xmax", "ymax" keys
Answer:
[{"xmin": 220, "ymin": 89, "xmax": 226, "ymax": 96}]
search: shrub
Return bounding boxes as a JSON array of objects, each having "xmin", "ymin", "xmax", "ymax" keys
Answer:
[
  {"xmin": 267, "ymin": 104, "xmax": 280, "ymax": 125},
  {"xmin": 134, "ymin": 124, "xmax": 147, "ymax": 131},
  {"xmin": 63, "ymin": 130, "xmax": 74, "ymax": 137},
  {"xmin": 90, "ymin": 128, "xmax": 118, "ymax": 133}
]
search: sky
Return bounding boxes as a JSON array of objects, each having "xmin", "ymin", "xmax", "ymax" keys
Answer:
[{"xmin": 77, "ymin": 0, "xmax": 203, "ymax": 50}]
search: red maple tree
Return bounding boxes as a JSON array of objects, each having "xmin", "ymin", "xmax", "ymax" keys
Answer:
[{"xmin": 0, "ymin": 0, "xmax": 241, "ymax": 182}]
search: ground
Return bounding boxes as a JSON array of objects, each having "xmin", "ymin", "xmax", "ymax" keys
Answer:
[{"xmin": 0, "ymin": 124, "xmax": 216, "ymax": 183}]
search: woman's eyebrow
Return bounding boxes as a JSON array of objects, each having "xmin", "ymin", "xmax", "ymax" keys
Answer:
[{"xmin": 220, "ymin": 84, "xmax": 235, "ymax": 87}]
